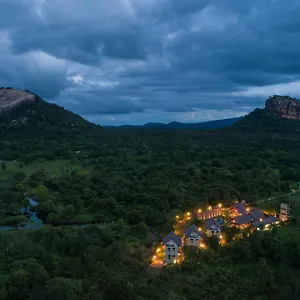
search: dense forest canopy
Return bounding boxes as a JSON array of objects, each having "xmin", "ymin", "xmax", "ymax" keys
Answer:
[{"xmin": 1, "ymin": 96, "xmax": 300, "ymax": 299}]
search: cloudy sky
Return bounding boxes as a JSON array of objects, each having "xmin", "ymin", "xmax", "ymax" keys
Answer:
[{"xmin": 1, "ymin": 0, "xmax": 300, "ymax": 125}]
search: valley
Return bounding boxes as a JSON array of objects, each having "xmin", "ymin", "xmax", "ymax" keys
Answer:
[{"xmin": 0, "ymin": 89, "xmax": 300, "ymax": 299}]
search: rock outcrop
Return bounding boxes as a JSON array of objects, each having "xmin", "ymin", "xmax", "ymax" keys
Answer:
[
  {"xmin": 265, "ymin": 95, "xmax": 300, "ymax": 120},
  {"xmin": 0, "ymin": 88, "xmax": 37, "ymax": 116}
]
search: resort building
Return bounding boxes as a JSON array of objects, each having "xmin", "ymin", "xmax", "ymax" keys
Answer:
[
  {"xmin": 184, "ymin": 224, "xmax": 204, "ymax": 247},
  {"xmin": 230, "ymin": 200, "xmax": 247, "ymax": 216},
  {"xmin": 279, "ymin": 203, "xmax": 291, "ymax": 221},
  {"xmin": 252, "ymin": 216, "xmax": 279, "ymax": 230},
  {"xmin": 204, "ymin": 218, "xmax": 222, "ymax": 237},
  {"xmin": 249, "ymin": 209, "xmax": 265, "ymax": 223},
  {"xmin": 162, "ymin": 231, "xmax": 182, "ymax": 264},
  {"xmin": 197, "ymin": 207, "xmax": 222, "ymax": 220},
  {"xmin": 231, "ymin": 214, "xmax": 252, "ymax": 228}
]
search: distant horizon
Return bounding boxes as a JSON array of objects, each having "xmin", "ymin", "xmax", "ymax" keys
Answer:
[{"xmin": 102, "ymin": 115, "xmax": 245, "ymax": 127}]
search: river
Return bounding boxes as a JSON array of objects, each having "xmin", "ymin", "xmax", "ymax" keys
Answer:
[{"xmin": 0, "ymin": 198, "xmax": 44, "ymax": 231}]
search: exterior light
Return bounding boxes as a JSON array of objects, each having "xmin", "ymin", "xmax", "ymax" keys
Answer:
[
  {"xmin": 218, "ymin": 204, "xmax": 222, "ymax": 208},
  {"xmin": 198, "ymin": 228, "xmax": 202, "ymax": 231},
  {"xmin": 176, "ymin": 215, "xmax": 179, "ymax": 219},
  {"xmin": 187, "ymin": 212, "xmax": 191, "ymax": 216},
  {"xmin": 208, "ymin": 206, "xmax": 212, "ymax": 210},
  {"xmin": 153, "ymin": 256, "xmax": 157, "ymax": 259},
  {"xmin": 246, "ymin": 208, "xmax": 250, "ymax": 212},
  {"xmin": 156, "ymin": 248, "xmax": 161, "ymax": 253},
  {"xmin": 198, "ymin": 209, "xmax": 202, "ymax": 213}
]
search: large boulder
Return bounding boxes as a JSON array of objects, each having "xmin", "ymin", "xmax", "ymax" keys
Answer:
[
  {"xmin": 265, "ymin": 95, "xmax": 300, "ymax": 120},
  {"xmin": 0, "ymin": 88, "xmax": 37, "ymax": 116}
]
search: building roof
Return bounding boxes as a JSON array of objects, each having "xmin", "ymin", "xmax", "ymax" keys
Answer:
[
  {"xmin": 162, "ymin": 231, "xmax": 182, "ymax": 247},
  {"xmin": 252, "ymin": 216, "xmax": 279, "ymax": 227},
  {"xmin": 231, "ymin": 214, "xmax": 251, "ymax": 225},
  {"xmin": 184, "ymin": 224, "xmax": 204, "ymax": 238},
  {"xmin": 249, "ymin": 209, "xmax": 265, "ymax": 222},
  {"xmin": 233, "ymin": 200, "xmax": 247, "ymax": 215},
  {"xmin": 204, "ymin": 218, "xmax": 222, "ymax": 230}
]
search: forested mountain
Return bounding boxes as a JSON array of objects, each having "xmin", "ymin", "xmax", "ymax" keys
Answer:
[
  {"xmin": 1, "ymin": 89, "xmax": 300, "ymax": 299},
  {"xmin": 109, "ymin": 117, "xmax": 243, "ymax": 129}
]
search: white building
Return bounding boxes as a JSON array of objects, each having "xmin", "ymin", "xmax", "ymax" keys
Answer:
[
  {"xmin": 162, "ymin": 232, "xmax": 182, "ymax": 264},
  {"xmin": 204, "ymin": 218, "xmax": 222, "ymax": 237},
  {"xmin": 184, "ymin": 224, "xmax": 204, "ymax": 247},
  {"xmin": 279, "ymin": 203, "xmax": 291, "ymax": 221}
]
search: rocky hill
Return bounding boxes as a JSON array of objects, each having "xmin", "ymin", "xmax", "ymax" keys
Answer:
[
  {"xmin": 265, "ymin": 95, "xmax": 300, "ymax": 120},
  {"xmin": 0, "ymin": 88, "xmax": 37, "ymax": 116},
  {"xmin": 0, "ymin": 88, "xmax": 94, "ymax": 129}
]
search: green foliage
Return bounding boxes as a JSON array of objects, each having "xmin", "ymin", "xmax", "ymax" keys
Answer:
[
  {"xmin": 1, "ymin": 99, "xmax": 300, "ymax": 298},
  {"xmin": 1, "ymin": 162, "xmax": 7, "ymax": 170}
]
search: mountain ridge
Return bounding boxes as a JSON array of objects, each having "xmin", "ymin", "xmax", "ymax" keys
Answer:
[
  {"xmin": 1, "ymin": 88, "xmax": 300, "ymax": 130},
  {"xmin": 107, "ymin": 117, "xmax": 243, "ymax": 129}
]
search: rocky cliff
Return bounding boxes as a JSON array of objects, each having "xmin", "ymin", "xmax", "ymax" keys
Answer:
[
  {"xmin": 265, "ymin": 95, "xmax": 300, "ymax": 120},
  {"xmin": 0, "ymin": 88, "xmax": 37, "ymax": 116}
]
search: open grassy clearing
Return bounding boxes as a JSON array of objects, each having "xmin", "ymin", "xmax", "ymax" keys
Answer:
[{"xmin": 0, "ymin": 160, "xmax": 84, "ymax": 181}]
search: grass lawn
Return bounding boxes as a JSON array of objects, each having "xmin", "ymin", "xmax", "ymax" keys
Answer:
[{"xmin": 0, "ymin": 160, "xmax": 84, "ymax": 182}]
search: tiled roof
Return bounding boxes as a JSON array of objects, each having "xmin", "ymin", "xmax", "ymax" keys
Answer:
[
  {"xmin": 162, "ymin": 231, "xmax": 182, "ymax": 247},
  {"xmin": 252, "ymin": 216, "xmax": 279, "ymax": 227},
  {"xmin": 204, "ymin": 218, "xmax": 222, "ymax": 230},
  {"xmin": 263, "ymin": 216, "xmax": 279, "ymax": 224},
  {"xmin": 233, "ymin": 200, "xmax": 247, "ymax": 214},
  {"xmin": 231, "ymin": 214, "xmax": 251, "ymax": 225},
  {"xmin": 185, "ymin": 224, "xmax": 204, "ymax": 238},
  {"xmin": 249, "ymin": 209, "xmax": 265, "ymax": 222}
]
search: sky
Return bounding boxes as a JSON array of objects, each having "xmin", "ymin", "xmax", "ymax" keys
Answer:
[{"xmin": 1, "ymin": 0, "xmax": 300, "ymax": 125}]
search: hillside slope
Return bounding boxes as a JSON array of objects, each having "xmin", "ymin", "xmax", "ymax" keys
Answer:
[{"xmin": 0, "ymin": 88, "xmax": 100, "ymax": 163}]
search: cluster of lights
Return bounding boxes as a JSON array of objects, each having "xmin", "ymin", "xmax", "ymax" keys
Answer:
[
  {"xmin": 156, "ymin": 201, "xmax": 284, "ymax": 267},
  {"xmin": 200, "ymin": 243, "xmax": 206, "ymax": 249}
]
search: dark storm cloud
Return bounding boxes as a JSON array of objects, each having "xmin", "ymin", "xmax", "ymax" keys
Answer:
[{"xmin": 1, "ymin": 0, "xmax": 300, "ymax": 124}]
